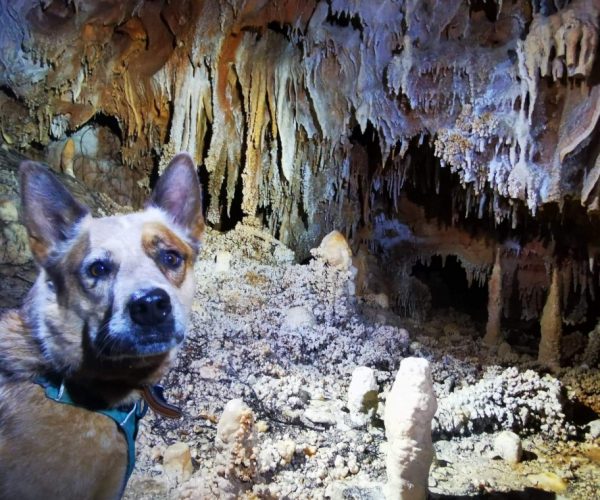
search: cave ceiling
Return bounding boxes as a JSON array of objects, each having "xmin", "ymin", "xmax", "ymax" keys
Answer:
[{"xmin": 1, "ymin": 0, "xmax": 600, "ymax": 332}]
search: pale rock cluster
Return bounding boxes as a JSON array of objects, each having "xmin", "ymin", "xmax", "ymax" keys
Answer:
[
  {"xmin": 163, "ymin": 442, "xmax": 194, "ymax": 484},
  {"xmin": 434, "ymin": 367, "xmax": 573, "ymax": 438}
]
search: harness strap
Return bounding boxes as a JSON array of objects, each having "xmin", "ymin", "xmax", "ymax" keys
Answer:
[{"xmin": 34, "ymin": 376, "xmax": 147, "ymax": 497}]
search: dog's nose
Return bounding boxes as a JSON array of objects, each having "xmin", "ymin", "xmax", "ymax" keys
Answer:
[{"xmin": 128, "ymin": 288, "xmax": 172, "ymax": 326}]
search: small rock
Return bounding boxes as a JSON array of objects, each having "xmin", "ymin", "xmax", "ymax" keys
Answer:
[
  {"xmin": 215, "ymin": 251, "xmax": 232, "ymax": 272},
  {"xmin": 303, "ymin": 445, "xmax": 318, "ymax": 457},
  {"xmin": 304, "ymin": 403, "xmax": 336, "ymax": 426},
  {"xmin": 373, "ymin": 293, "xmax": 389, "ymax": 309},
  {"xmin": 255, "ymin": 420, "xmax": 269, "ymax": 433},
  {"xmin": 493, "ymin": 430, "xmax": 522, "ymax": 464},
  {"xmin": 527, "ymin": 472, "xmax": 568, "ymax": 493},
  {"xmin": 586, "ymin": 419, "xmax": 600, "ymax": 440},
  {"xmin": 347, "ymin": 366, "xmax": 378, "ymax": 426},
  {"xmin": 284, "ymin": 306, "xmax": 316, "ymax": 329},
  {"xmin": 276, "ymin": 439, "xmax": 296, "ymax": 464},
  {"xmin": 311, "ymin": 230, "xmax": 352, "ymax": 269},
  {"xmin": 163, "ymin": 442, "xmax": 194, "ymax": 483}
]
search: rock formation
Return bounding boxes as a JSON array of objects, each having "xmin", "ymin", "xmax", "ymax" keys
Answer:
[
  {"xmin": 214, "ymin": 398, "xmax": 257, "ymax": 498},
  {"xmin": 384, "ymin": 357, "xmax": 437, "ymax": 500}
]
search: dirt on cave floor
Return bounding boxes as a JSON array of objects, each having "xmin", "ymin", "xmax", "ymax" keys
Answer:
[
  {"xmin": 114, "ymin": 225, "xmax": 598, "ymax": 500},
  {"xmin": 1, "ymin": 224, "xmax": 599, "ymax": 499}
]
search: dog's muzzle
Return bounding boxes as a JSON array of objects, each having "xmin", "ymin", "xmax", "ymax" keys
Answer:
[
  {"xmin": 128, "ymin": 288, "xmax": 172, "ymax": 326},
  {"xmin": 97, "ymin": 287, "xmax": 184, "ymax": 358}
]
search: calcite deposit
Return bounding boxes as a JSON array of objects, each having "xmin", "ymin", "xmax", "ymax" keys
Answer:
[{"xmin": 384, "ymin": 357, "xmax": 437, "ymax": 500}]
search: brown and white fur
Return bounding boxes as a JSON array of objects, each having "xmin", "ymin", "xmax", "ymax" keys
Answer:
[{"xmin": 0, "ymin": 153, "xmax": 204, "ymax": 499}]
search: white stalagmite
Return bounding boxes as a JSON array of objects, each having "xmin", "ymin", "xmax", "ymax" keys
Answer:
[
  {"xmin": 214, "ymin": 398, "xmax": 257, "ymax": 499},
  {"xmin": 384, "ymin": 357, "xmax": 437, "ymax": 500}
]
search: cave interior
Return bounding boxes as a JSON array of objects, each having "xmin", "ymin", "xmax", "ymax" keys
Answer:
[{"xmin": 1, "ymin": 0, "xmax": 600, "ymax": 497}]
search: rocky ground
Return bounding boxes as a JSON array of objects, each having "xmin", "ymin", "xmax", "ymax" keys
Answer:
[{"xmin": 117, "ymin": 224, "xmax": 600, "ymax": 500}]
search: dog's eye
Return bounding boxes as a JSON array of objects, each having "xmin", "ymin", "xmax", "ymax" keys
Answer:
[
  {"xmin": 87, "ymin": 260, "xmax": 111, "ymax": 278},
  {"xmin": 161, "ymin": 250, "xmax": 183, "ymax": 270}
]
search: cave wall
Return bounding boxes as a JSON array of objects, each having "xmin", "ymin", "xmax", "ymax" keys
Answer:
[{"xmin": 1, "ymin": 0, "xmax": 600, "ymax": 341}]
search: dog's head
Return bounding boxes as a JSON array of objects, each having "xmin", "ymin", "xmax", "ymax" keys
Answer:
[{"xmin": 19, "ymin": 153, "xmax": 203, "ymax": 385}]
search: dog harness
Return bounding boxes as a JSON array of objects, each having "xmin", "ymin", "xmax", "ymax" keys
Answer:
[{"xmin": 34, "ymin": 376, "xmax": 147, "ymax": 496}]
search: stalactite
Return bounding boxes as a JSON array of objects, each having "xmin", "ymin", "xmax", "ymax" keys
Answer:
[{"xmin": 1, "ymin": 0, "xmax": 599, "ymax": 236}]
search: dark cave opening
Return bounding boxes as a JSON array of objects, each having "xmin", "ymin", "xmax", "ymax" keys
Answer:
[
  {"xmin": 378, "ymin": 138, "xmax": 600, "ymax": 336},
  {"xmin": 469, "ymin": 0, "xmax": 500, "ymax": 22},
  {"xmin": 197, "ymin": 163, "xmax": 211, "ymax": 221},
  {"xmin": 85, "ymin": 112, "xmax": 123, "ymax": 143},
  {"xmin": 412, "ymin": 255, "xmax": 489, "ymax": 323},
  {"xmin": 148, "ymin": 150, "xmax": 160, "ymax": 190},
  {"xmin": 215, "ymin": 165, "xmax": 245, "ymax": 231},
  {"xmin": 0, "ymin": 84, "xmax": 19, "ymax": 101},
  {"xmin": 199, "ymin": 120, "xmax": 214, "ymax": 219}
]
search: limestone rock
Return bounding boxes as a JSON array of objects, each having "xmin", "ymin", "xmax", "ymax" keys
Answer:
[
  {"xmin": 493, "ymin": 430, "xmax": 522, "ymax": 464},
  {"xmin": 586, "ymin": 419, "xmax": 600, "ymax": 440},
  {"xmin": 215, "ymin": 251, "xmax": 232, "ymax": 272},
  {"xmin": 283, "ymin": 306, "xmax": 316, "ymax": 329},
  {"xmin": 162, "ymin": 442, "xmax": 193, "ymax": 483},
  {"xmin": 311, "ymin": 231, "xmax": 353, "ymax": 270},
  {"xmin": 215, "ymin": 399, "xmax": 257, "ymax": 499},
  {"xmin": 347, "ymin": 366, "xmax": 378, "ymax": 427},
  {"xmin": 275, "ymin": 439, "xmax": 296, "ymax": 465}
]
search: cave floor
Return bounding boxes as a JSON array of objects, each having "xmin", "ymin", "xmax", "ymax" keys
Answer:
[{"xmin": 116, "ymin": 225, "xmax": 600, "ymax": 500}]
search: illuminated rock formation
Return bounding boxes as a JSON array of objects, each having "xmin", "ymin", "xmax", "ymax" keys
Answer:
[{"xmin": 384, "ymin": 357, "xmax": 437, "ymax": 500}]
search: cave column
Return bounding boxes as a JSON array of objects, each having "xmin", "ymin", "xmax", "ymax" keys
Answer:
[
  {"xmin": 483, "ymin": 247, "xmax": 503, "ymax": 346},
  {"xmin": 538, "ymin": 265, "xmax": 562, "ymax": 368}
]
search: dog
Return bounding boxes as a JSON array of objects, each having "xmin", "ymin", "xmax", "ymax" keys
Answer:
[{"xmin": 0, "ymin": 152, "xmax": 204, "ymax": 499}]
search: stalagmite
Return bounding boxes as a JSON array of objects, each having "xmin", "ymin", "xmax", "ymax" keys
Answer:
[
  {"xmin": 484, "ymin": 247, "xmax": 503, "ymax": 346},
  {"xmin": 214, "ymin": 399, "xmax": 257, "ymax": 499},
  {"xmin": 384, "ymin": 357, "xmax": 437, "ymax": 500},
  {"xmin": 60, "ymin": 138, "xmax": 75, "ymax": 177},
  {"xmin": 538, "ymin": 266, "xmax": 562, "ymax": 368}
]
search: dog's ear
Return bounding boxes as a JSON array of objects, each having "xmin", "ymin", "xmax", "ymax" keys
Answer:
[
  {"xmin": 19, "ymin": 161, "xmax": 90, "ymax": 264},
  {"xmin": 148, "ymin": 152, "xmax": 204, "ymax": 243}
]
